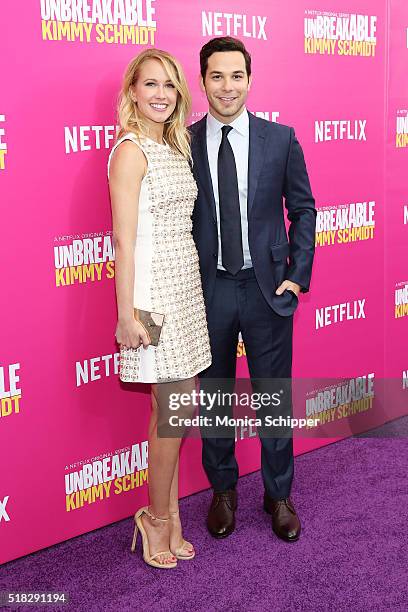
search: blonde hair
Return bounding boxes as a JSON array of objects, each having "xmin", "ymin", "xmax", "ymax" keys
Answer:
[{"xmin": 117, "ymin": 48, "xmax": 192, "ymax": 159}]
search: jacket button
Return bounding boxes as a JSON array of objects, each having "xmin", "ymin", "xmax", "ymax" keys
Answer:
[{"xmin": 212, "ymin": 253, "xmax": 217, "ymax": 258}]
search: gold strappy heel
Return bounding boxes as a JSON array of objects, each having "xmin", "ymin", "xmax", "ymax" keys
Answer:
[
  {"xmin": 131, "ymin": 506, "xmax": 177, "ymax": 569},
  {"xmin": 169, "ymin": 510, "xmax": 195, "ymax": 560}
]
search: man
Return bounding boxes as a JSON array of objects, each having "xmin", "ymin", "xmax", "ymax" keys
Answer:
[{"xmin": 190, "ymin": 37, "xmax": 316, "ymax": 542}]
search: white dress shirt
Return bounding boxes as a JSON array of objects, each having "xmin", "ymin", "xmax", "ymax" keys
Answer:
[{"xmin": 206, "ymin": 108, "xmax": 252, "ymax": 270}]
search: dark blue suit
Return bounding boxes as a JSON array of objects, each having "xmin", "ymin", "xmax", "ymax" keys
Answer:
[{"xmin": 190, "ymin": 112, "xmax": 316, "ymax": 498}]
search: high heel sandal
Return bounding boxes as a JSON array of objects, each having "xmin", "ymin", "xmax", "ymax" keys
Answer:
[
  {"xmin": 169, "ymin": 510, "xmax": 195, "ymax": 560},
  {"xmin": 131, "ymin": 506, "xmax": 177, "ymax": 569}
]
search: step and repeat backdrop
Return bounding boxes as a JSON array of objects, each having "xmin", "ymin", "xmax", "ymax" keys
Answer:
[
  {"xmin": 1, "ymin": 0, "xmax": 407, "ymax": 564},
  {"xmin": 385, "ymin": 3, "xmax": 408, "ymax": 378}
]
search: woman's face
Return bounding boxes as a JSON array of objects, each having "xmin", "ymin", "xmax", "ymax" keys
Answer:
[{"xmin": 131, "ymin": 58, "xmax": 178, "ymax": 126}]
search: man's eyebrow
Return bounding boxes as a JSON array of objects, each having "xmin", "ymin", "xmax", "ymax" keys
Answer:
[{"xmin": 208, "ymin": 70, "xmax": 245, "ymax": 75}]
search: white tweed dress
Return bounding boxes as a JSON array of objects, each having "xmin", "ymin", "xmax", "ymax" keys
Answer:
[{"xmin": 108, "ymin": 133, "xmax": 212, "ymax": 383}]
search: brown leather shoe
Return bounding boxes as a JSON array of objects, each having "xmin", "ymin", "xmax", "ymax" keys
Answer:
[
  {"xmin": 264, "ymin": 493, "xmax": 301, "ymax": 542},
  {"xmin": 207, "ymin": 490, "xmax": 237, "ymax": 539}
]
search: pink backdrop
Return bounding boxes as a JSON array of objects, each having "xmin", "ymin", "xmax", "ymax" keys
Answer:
[
  {"xmin": 385, "ymin": 1, "xmax": 408, "ymax": 381},
  {"xmin": 1, "ymin": 0, "xmax": 406, "ymax": 564}
]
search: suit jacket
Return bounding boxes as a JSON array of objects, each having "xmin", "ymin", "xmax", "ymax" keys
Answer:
[{"xmin": 190, "ymin": 112, "xmax": 316, "ymax": 317}]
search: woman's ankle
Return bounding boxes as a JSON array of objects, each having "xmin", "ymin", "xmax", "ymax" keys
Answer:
[{"xmin": 147, "ymin": 505, "xmax": 170, "ymax": 521}]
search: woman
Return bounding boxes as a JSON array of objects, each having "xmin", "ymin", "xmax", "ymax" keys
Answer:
[{"xmin": 108, "ymin": 49, "xmax": 211, "ymax": 569}]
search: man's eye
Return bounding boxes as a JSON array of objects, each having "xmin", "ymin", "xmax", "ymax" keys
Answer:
[{"xmin": 233, "ymin": 75, "xmax": 243, "ymax": 79}]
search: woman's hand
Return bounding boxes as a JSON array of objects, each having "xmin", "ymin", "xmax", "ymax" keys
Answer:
[{"xmin": 115, "ymin": 317, "xmax": 151, "ymax": 349}]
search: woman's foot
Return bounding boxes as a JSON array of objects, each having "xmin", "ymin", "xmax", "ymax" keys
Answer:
[
  {"xmin": 140, "ymin": 508, "xmax": 177, "ymax": 566},
  {"xmin": 169, "ymin": 510, "xmax": 195, "ymax": 559}
]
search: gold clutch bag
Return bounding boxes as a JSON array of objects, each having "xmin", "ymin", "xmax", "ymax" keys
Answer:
[{"xmin": 134, "ymin": 308, "xmax": 165, "ymax": 347}]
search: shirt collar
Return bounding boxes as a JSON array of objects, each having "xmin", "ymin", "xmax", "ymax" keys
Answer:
[{"xmin": 207, "ymin": 107, "xmax": 249, "ymax": 137}]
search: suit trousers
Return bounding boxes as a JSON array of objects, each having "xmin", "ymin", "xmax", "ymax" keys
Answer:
[{"xmin": 199, "ymin": 267, "xmax": 294, "ymax": 500}]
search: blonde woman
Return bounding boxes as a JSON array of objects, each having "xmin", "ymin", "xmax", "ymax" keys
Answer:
[{"xmin": 108, "ymin": 49, "xmax": 211, "ymax": 569}]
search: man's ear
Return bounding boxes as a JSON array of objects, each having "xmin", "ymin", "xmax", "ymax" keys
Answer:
[
  {"xmin": 199, "ymin": 75, "xmax": 206, "ymax": 93},
  {"xmin": 248, "ymin": 75, "xmax": 252, "ymax": 91}
]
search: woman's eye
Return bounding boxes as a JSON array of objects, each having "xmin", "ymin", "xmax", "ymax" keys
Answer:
[
  {"xmin": 145, "ymin": 82, "xmax": 155, "ymax": 86},
  {"xmin": 166, "ymin": 83, "xmax": 175, "ymax": 88}
]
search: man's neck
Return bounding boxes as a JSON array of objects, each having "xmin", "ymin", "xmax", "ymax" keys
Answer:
[{"xmin": 208, "ymin": 105, "xmax": 246, "ymax": 125}]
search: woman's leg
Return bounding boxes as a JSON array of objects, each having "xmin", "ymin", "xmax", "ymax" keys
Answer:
[
  {"xmin": 141, "ymin": 377, "xmax": 196, "ymax": 562},
  {"xmin": 140, "ymin": 384, "xmax": 181, "ymax": 565},
  {"xmin": 167, "ymin": 377, "xmax": 197, "ymax": 556},
  {"xmin": 168, "ymin": 456, "xmax": 194, "ymax": 556},
  {"xmin": 169, "ymin": 456, "xmax": 180, "ymax": 515}
]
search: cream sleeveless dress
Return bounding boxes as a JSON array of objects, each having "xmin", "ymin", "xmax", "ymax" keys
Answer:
[{"xmin": 108, "ymin": 133, "xmax": 212, "ymax": 383}]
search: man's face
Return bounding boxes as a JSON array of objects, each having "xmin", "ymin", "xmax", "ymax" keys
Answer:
[{"xmin": 201, "ymin": 51, "xmax": 251, "ymax": 123}]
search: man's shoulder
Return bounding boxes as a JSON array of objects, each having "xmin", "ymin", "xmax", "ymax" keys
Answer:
[
  {"xmin": 188, "ymin": 115, "xmax": 207, "ymax": 136},
  {"xmin": 188, "ymin": 112, "xmax": 295, "ymax": 144},
  {"xmin": 249, "ymin": 112, "xmax": 293, "ymax": 136}
]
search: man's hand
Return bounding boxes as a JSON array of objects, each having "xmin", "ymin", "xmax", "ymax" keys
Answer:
[{"xmin": 275, "ymin": 280, "xmax": 301, "ymax": 297}]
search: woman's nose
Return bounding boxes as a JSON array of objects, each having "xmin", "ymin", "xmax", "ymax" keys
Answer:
[{"xmin": 155, "ymin": 85, "xmax": 166, "ymax": 98}]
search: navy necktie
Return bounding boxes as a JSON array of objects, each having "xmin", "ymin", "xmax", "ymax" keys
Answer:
[{"xmin": 217, "ymin": 125, "xmax": 244, "ymax": 275}]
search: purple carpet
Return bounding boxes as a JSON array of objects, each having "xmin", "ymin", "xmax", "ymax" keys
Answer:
[{"xmin": 1, "ymin": 435, "xmax": 408, "ymax": 612}]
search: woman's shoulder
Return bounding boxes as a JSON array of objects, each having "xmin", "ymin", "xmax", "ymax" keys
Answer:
[
  {"xmin": 107, "ymin": 133, "xmax": 147, "ymax": 179},
  {"xmin": 113, "ymin": 131, "xmax": 141, "ymax": 149}
]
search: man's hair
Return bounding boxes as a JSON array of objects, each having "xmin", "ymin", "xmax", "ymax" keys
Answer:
[{"xmin": 200, "ymin": 36, "xmax": 252, "ymax": 79}]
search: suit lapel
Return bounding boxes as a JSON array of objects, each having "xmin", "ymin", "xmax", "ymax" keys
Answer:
[
  {"xmin": 191, "ymin": 116, "xmax": 217, "ymax": 222},
  {"xmin": 247, "ymin": 112, "xmax": 266, "ymax": 217}
]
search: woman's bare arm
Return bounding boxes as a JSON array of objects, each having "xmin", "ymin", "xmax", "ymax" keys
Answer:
[{"xmin": 109, "ymin": 140, "xmax": 150, "ymax": 348}]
